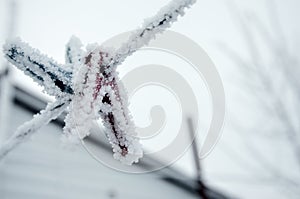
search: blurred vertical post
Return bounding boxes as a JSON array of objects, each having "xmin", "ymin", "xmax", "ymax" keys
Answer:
[
  {"xmin": 0, "ymin": 0, "xmax": 17, "ymax": 143},
  {"xmin": 187, "ymin": 117, "xmax": 207, "ymax": 199}
]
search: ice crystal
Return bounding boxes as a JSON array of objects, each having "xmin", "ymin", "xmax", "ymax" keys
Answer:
[{"xmin": 1, "ymin": 0, "xmax": 196, "ymax": 165}]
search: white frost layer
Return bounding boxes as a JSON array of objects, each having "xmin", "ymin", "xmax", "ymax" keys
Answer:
[
  {"xmin": 3, "ymin": 38, "xmax": 72, "ymax": 98},
  {"xmin": 0, "ymin": 97, "xmax": 70, "ymax": 160},
  {"xmin": 110, "ymin": 0, "xmax": 197, "ymax": 71},
  {"xmin": 65, "ymin": 45, "xmax": 142, "ymax": 165},
  {"xmin": 65, "ymin": 36, "xmax": 84, "ymax": 63},
  {"xmin": 1, "ymin": 0, "xmax": 197, "ymax": 164}
]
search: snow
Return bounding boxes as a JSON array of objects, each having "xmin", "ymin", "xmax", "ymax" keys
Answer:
[{"xmin": 0, "ymin": 0, "xmax": 197, "ymax": 165}]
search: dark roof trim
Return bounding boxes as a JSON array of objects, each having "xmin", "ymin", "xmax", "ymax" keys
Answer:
[{"xmin": 13, "ymin": 86, "xmax": 65, "ymax": 127}]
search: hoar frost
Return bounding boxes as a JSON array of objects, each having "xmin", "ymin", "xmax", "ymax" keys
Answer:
[{"xmin": 0, "ymin": 0, "xmax": 196, "ymax": 165}]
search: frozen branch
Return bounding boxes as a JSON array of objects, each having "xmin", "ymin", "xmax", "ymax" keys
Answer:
[
  {"xmin": 107, "ymin": 0, "xmax": 196, "ymax": 73},
  {"xmin": 223, "ymin": 2, "xmax": 300, "ymax": 194},
  {"xmin": 0, "ymin": 97, "xmax": 70, "ymax": 159}
]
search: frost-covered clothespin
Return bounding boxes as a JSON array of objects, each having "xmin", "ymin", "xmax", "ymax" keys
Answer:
[
  {"xmin": 0, "ymin": 0, "xmax": 197, "ymax": 164},
  {"xmin": 64, "ymin": 43, "xmax": 142, "ymax": 164}
]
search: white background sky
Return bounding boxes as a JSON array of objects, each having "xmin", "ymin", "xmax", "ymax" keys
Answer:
[{"xmin": 1, "ymin": 0, "xmax": 300, "ymax": 198}]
